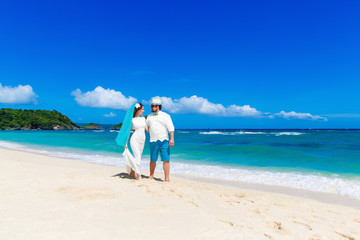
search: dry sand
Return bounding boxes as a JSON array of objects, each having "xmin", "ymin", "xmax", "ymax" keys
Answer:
[{"xmin": 1, "ymin": 147, "xmax": 360, "ymax": 240}]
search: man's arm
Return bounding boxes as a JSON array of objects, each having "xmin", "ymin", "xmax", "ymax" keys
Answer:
[
  {"xmin": 169, "ymin": 131, "xmax": 175, "ymax": 147},
  {"xmin": 166, "ymin": 114, "xmax": 175, "ymax": 147}
]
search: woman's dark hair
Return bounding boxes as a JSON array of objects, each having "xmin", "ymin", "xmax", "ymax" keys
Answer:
[{"xmin": 133, "ymin": 103, "xmax": 144, "ymax": 118}]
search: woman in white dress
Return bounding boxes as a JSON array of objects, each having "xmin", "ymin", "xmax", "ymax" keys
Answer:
[{"xmin": 125, "ymin": 103, "xmax": 148, "ymax": 180}]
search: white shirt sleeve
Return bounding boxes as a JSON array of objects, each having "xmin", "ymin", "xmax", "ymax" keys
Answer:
[
  {"xmin": 165, "ymin": 114, "xmax": 175, "ymax": 132},
  {"xmin": 145, "ymin": 116, "xmax": 150, "ymax": 127}
]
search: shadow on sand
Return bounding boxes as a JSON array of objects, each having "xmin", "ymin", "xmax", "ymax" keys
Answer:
[{"xmin": 112, "ymin": 172, "xmax": 164, "ymax": 182}]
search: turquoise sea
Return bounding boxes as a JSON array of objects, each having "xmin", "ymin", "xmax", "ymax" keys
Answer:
[{"xmin": 0, "ymin": 126, "xmax": 359, "ymax": 199}]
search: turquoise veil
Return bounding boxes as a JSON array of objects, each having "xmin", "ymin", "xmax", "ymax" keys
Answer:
[{"xmin": 115, "ymin": 103, "xmax": 136, "ymax": 148}]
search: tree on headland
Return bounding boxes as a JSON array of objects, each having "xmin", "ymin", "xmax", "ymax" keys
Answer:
[
  {"xmin": 111, "ymin": 123, "xmax": 123, "ymax": 130},
  {"xmin": 0, "ymin": 108, "xmax": 79, "ymax": 130},
  {"xmin": 80, "ymin": 123, "xmax": 102, "ymax": 130}
]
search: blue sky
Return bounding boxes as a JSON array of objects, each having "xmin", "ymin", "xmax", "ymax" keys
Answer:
[{"xmin": 0, "ymin": 0, "xmax": 359, "ymax": 128}]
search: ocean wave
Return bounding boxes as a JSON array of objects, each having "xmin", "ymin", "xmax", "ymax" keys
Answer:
[
  {"xmin": 199, "ymin": 131, "xmax": 266, "ymax": 135},
  {"xmin": 273, "ymin": 132, "xmax": 305, "ymax": 136},
  {"xmin": 0, "ymin": 140, "xmax": 129, "ymax": 168},
  {"xmin": 170, "ymin": 162, "xmax": 360, "ymax": 200},
  {"xmin": 1, "ymin": 140, "xmax": 359, "ymax": 200},
  {"xmin": 199, "ymin": 131, "xmax": 305, "ymax": 136},
  {"xmin": 0, "ymin": 141, "xmax": 25, "ymax": 149},
  {"xmin": 177, "ymin": 131, "xmax": 191, "ymax": 134}
]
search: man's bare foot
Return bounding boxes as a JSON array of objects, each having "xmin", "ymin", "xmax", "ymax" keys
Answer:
[
  {"xmin": 136, "ymin": 174, "xmax": 142, "ymax": 180},
  {"xmin": 149, "ymin": 175, "xmax": 154, "ymax": 179},
  {"xmin": 165, "ymin": 178, "xmax": 170, "ymax": 182}
]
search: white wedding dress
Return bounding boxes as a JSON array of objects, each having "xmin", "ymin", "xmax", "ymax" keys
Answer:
[{"xmin": 123, "ymin": 117, "xmax": 146, "ymax": 175}]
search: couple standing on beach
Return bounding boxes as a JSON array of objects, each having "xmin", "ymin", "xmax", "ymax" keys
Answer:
[{"xmin": 116, "ymin": 99, "xmax": 175, "ymax": 182}]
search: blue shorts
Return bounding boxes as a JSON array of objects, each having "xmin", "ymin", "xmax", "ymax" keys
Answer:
[{"xmin": 150, "ymin": 140, "xmax": 170, "ymax": 162}]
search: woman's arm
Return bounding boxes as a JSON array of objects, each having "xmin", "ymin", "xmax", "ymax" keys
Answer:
[
  {"xmin": 145, "ymin": 117, "xmax": 149, "ymax": 132},
  {"xmin": 125, "ymin": 124, "xmax": 133, "ymax": 149}
]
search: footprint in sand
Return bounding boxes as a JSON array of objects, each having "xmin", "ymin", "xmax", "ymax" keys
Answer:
[
  {"xmin": 137, "ymin": 184, "xmax": 151, "ymax": 193},
  {"xmin": 219, "ymin": 193, "xmax": 247, "ymax": 206},
  {"xmin": 353, "ymin": 218, "xmax": 360, "ymax": 224},
  {"xmin": 293, "ymin": 220, "xmax": 312, "ymax": 230},
  {"xmin": 235, "ymin": 193, "xmax": 246, "ymax": 198},
  {"xmin": 263, "ymin": 233, "xmax": 272, "ymax": 239},
  {"xmin": 219, "ymin": 193, "xmax": 231, "ymax": 199},
  {"xmin": 218, "ymin": 220, "xmax": 234, "ymax": 227},
  {"xmin": 188, "ymin": 200, "xmax": 199, "ymax": 207},
  {"xmin": 272, "ymin": 221, "xmax": 282, "ymax": 230},
  {"xmin": 252, "ymin": 208, "xmax": 261, "ymax": 215},
  {"xmin": 164, "ymin": 187, "xmax": 183, "ymax": 198},
  {"xmin": 307, "ymin": 215, "xmax": 323, "ymax": 224},
  {"xmin": 335, "ymin": 231, "xmax": 355, "ymax": 240},
  {"xmin": 274, "ymin": 202, "xmax": 285, "ymax": 207}
]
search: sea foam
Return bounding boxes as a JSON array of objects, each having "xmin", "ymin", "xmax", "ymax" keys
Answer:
[
  {"xmin": 199, "ymin": 131, "xmax": 267, "ymax": 135},
  {"xmin": 199, "ymin": 131, "xmax": 304, "ymax": 136},
  {"xmin": 1, "ymin": 140, "xmax": 359, "ymax": 200},
  {"xmin": 170, "ymin": 162, "xmax": 360, "ymax": 200}
]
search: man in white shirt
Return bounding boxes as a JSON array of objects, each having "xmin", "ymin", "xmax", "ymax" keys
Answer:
[{"xmin": 146, "ymin": 99, "xmax": 175, "ymax": 182}]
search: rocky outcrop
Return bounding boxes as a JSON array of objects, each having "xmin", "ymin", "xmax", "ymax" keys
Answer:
[
  {"xmin": 111, "ymin": 123, "xmax": 122, "ymax": 130},
  {"xmin": 80, "ymin": 123, "xmax": 102, "ymax": 130}
]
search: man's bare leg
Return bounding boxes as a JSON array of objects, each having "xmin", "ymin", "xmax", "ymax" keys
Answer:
[
  {"xmin": 163, "ymin": 161, "xmax": 170, "ymax": 182},
  {"xmin": 149, "ymin": 162, "xmax": 156, "ymax": 179}
]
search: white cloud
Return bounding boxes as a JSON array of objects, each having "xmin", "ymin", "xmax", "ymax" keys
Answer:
[
  {"xmin": 103, "ymin": 112, "xmax": 117, "ymax": 117},
  {"xmin": 71, "ymin": 86, "xmax": 137, "ymax": 110},
  {"xmin": 0, "ymin": 83, "xmax": 38, "ymax": 104},
  {"xmin": 322, "ymin": 113, "xmax": 360, "ymax": 118},
  {"xmin": 273, "ymin": 111, "xmax": 328, "ymax": 121},
  {"xmin": 145, "ymin": 95, "xmax": 263, "ymax": 117},
  {"xmin": 144, "ymin": 95, "xmax": 327, "ymax": 121},
  {"xmin": 71, "ymin": 88, "xmax": 327, "ymax": 121}
]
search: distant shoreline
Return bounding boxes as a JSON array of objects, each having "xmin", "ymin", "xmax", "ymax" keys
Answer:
[
  {"xmin": 2, "ymin": 127, "xmax": 360, "ymax": 131},
  {"xmin": 174, "ymin": 128, "xmax": 360, "ymax": 130}
]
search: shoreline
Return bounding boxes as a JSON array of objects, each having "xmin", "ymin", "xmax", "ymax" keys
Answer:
[
  {"xmin": 1, "ymin": 140, "xmax": 360, "ymax": 206},
  {"xmin": 1, "ymin": 143, "xmax": 360, "ymax": 209},
  {"xmin": 177, "ymin": 174, "xmax": 360, "ymax": 209},
  {"xmin": 2, "ymin": 128, "xmax": 360, "ymax": 130}
]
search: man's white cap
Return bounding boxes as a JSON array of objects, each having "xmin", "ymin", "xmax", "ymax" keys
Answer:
[{"xmin": 151, "ymin": 98, "xmax": 162, "ymax": 105}]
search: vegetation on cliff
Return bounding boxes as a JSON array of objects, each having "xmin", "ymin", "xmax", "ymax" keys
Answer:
[
  {"xmin": 111, "ymin": 123, "xmax": 123, "ymax": 130},
  {"xmin": 0, "ymin": 108, "xmax": 79, "ymax": 130},
  {"xmin": 79, "ymin": 123, "xmax": 102, "ymax": 130}
]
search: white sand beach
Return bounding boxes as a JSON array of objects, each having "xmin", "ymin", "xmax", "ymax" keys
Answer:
[{"xmin": 1, "ymin": 147, "xmax": 360, "ymax": 240}]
